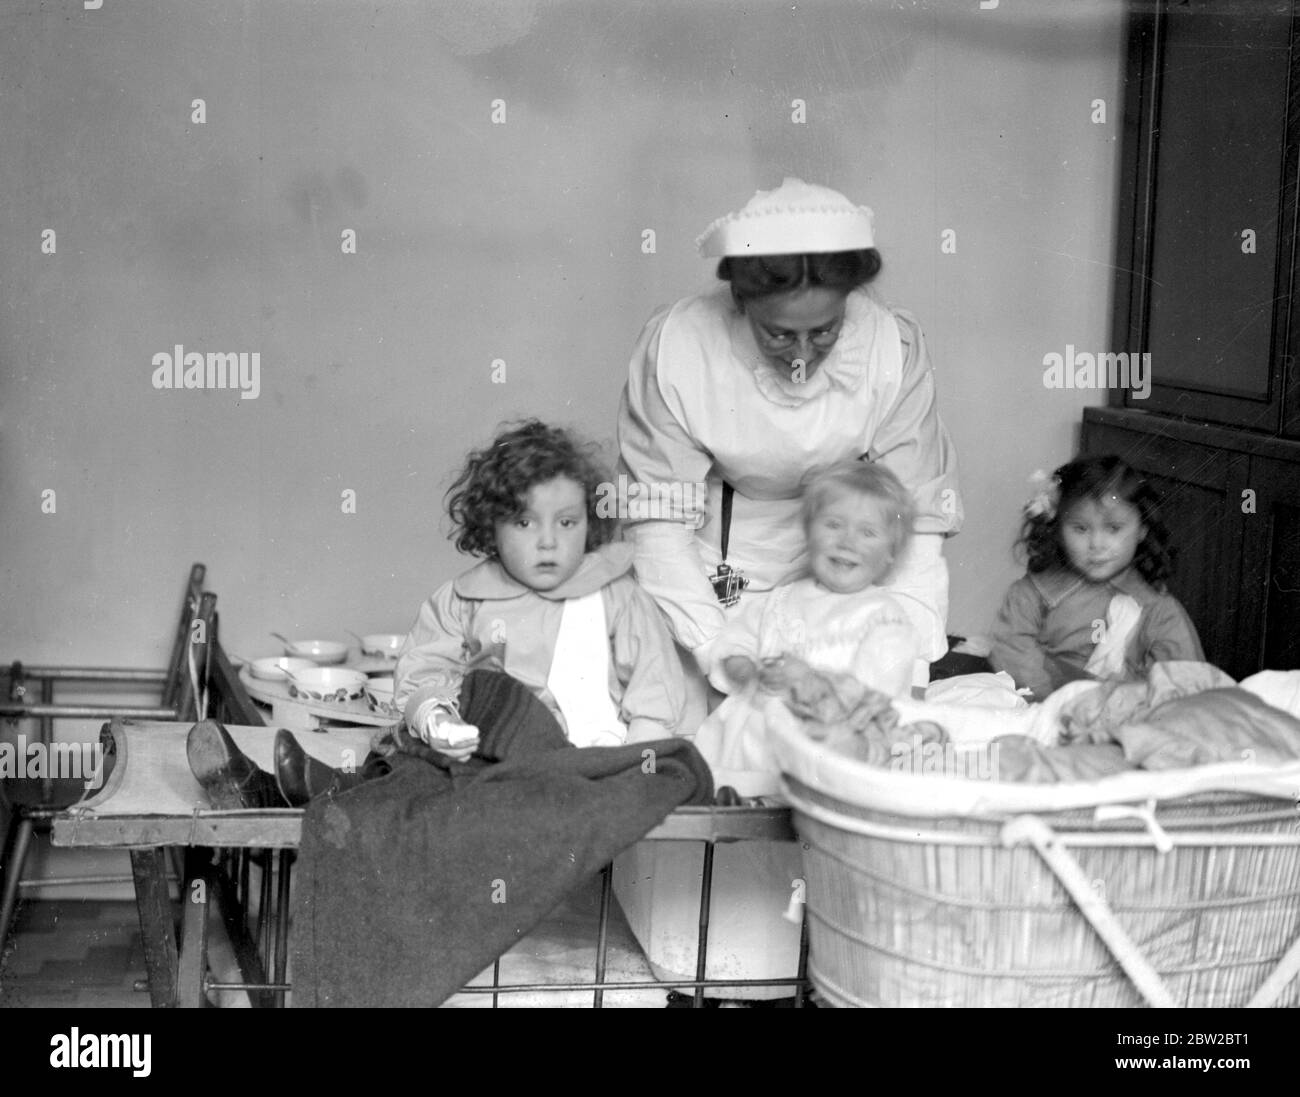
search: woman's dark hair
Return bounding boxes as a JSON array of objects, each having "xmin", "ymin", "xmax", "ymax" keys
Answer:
[
  {"xmin": 1016, "ymin": 454, "xmax": 1174, "ymax": 587},
  {"xmin": 445, "ymin": 419, "xmax": 616, "ymax": 558},
  {"xmin": 716, "ymin": 249, "xmax": 882, "ymax": 305}
]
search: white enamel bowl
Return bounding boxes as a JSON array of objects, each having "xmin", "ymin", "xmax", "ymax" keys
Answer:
[
  {"xmin": 359, "ymin": 633, "xmax": 405, "ymax": 658},
  {"xmin": 282, "ymin": 639, "xmax": 349, "ymax": 665},
  {"xmin": 364, "ymin": 676, "xmax": 399, "ymax": 717},
  {"xmin": 285, "ymin": 667, "xmax": 368, "ymax": 704}
]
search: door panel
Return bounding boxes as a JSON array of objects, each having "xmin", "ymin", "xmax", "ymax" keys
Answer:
[{"xmin": 1244, "ymin": 456, "xmax": 1300, "ymax": 672}]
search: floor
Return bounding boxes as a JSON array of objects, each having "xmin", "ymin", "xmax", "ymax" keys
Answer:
[
  {"xmin": 1, "ymin": 897, "xmax": 150, "ymax": 1008},
  {"xmin": 2, "ymin": 879, "xmax": 814, "ymax": 1008},
  {"xmin": 0, "ymin": 875, "xmax": 701, "ymax": 1009}
]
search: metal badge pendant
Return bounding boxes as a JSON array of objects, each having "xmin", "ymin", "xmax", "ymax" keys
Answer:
[{"xmin": 709, "ymin": 562, "xmax": 749, "ymax": 607}]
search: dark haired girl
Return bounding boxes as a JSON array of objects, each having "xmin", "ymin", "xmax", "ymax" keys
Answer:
[{"xmin": 989, "ymin": 455, "xmax": 1203, "ymax": 700}]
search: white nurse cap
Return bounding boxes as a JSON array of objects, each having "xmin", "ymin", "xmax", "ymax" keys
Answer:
[{"xmin": 695, "ymin": 177, "xmax": 876, "ymax": 258}]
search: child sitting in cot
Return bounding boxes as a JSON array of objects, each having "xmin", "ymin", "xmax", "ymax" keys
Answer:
[
  {"xmin": 988, "ymin": 454, "xmax": 1203, "ymax": 702},
  {"xmin": 393, "ymin": 417, "xmax": 689, "ymax": 758},
  {"xmin": 693, "ymin": 460, "xmax": 921, "ymax": 795},
  {"xmin": 186, "ymin": 419, "xmax": 689, "ymax": 808}
]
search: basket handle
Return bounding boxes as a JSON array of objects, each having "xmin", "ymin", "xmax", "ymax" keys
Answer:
[
  {"xmin": 1093, "ymin": 800, "xmax": 1173, "ymax": 853},
  {"xmin": 1002, "ymin": 814, "xmax": 1176, "ymax": 1009}
]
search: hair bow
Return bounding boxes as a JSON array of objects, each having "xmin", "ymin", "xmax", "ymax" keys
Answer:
[{"xmin": 1023, "ymin": 469, "xmax": 1060, "ymax": 521}]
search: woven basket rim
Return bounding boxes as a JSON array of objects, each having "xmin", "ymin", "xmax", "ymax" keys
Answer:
[{"xmin": 765, "ymin": 697, "xmax": 1300, "ymax": 819}]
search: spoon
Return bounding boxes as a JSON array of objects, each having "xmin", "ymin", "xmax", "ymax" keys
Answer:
[
  {"xmin": 271, "ymin": 632, "xmax": 291, "ymax": 648},
  {"xmin": 346, "ymin": 630, "xmax": 367, "ymax": 647}
]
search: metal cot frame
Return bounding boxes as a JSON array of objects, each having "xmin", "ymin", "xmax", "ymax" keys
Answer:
[
  {"xmin": 50, "ymin": 637, "xmax": 812, "ymax": 1008},
  {"xmin": 0, "ymin": 565, "xmax": 212, "ymax": 948},
  {"xmin": 63, "ymin": 800, "xmax": 811, "ymax": 1008}
]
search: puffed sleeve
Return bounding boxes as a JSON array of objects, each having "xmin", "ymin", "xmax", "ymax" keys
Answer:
[
  {"xmin": 1137, "ymin": 596, "xmax": 1206, "ymax": 669},
  {"xmin": 988, "ymin": 576, "xmax": 1053, "ymax": 700},
  {"xmin": 607, "ymin": 579, "xmax": 690, "ymax": 743},
  {"xmin": 616, "ymin": 304, "xmax": 725, "ymax": 654},
  {"xmin": 394, "ymin": 580, "xmax": 471, "ymax": 727},
  {"xmin": 870, "ymin": 310, "xmax": 963, "ymax": 536}
]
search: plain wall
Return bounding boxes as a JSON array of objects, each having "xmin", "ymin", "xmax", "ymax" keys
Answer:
[{"xmin": 1, "ymin": 0, "xmax": 1122, "ymax": 670}]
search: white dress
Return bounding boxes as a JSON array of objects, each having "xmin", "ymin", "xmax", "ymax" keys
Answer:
[{"xmin": 695, "ymin": 579, "xmax": 919, "ymax": 797}]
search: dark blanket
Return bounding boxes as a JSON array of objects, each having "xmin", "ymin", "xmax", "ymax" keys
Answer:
[{"xmin": 289, "ymin": 670, "xmax": 713, "ymax": 1007}]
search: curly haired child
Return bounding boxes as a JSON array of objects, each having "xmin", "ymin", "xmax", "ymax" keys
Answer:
[
  {"xmin": 393, "ymin": 418, "xmax": 689, "ymax": 759},
  {"xmin": 989, "ymin": 454, "xmax": 1204, "ymax": 701}
]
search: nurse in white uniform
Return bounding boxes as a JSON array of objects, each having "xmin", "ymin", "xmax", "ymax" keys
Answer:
[
  {"xmin": 618, "ymin": 177, "xmax": 962, "ymax": 709},
  {"xmin": 611, "ymin": 178, "xmax": 964, "ymax": 997}
]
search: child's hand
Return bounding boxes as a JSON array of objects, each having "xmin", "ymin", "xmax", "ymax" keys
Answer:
[
  {"xmin": 757, "ymin": 653, "xmax": 814, "ymax": 694},
  {"xmin": 417, "ymin": 707, "xmax": 480, "ymax": 761},
  {"xmin": 721, "ymin": 655, "xmax": 758, "ymax": 688},
  {"xmin": 425, "ymin": 735, "xmax": 478, "ymax": 762}
]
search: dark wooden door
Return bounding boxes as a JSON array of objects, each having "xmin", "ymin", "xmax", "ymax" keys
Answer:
[{"xmin": 1115, "ymin": 0, "xmax": 1299, "ymax": 434}]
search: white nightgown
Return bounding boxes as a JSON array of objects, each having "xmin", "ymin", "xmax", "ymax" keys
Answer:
[{"xmin": 695, "ymin": 579, "xmax": 919, "ymax": 797}]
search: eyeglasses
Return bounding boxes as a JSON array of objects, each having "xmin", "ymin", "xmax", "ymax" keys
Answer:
[{"xmin": 753, "ymin": 323, "xmax": 843, "ymax": 352}]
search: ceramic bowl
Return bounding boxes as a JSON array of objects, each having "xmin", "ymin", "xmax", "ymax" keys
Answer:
[
  {"xmin": 282, "ymin": 639, "xmax": 349, "ymax": 665},
  {"xmin": 359, "ymin": 633, "xmax": 405, "ymax": 658},
  {"xmin": 285, "ymin": 667, "xmax": 368, "ymax": 704},
  {"xmin": 249, "ymin": 656, "xmax": 316, "ymax": 682},
  {"xmin": 364, "ymin": 676, "xmax": 399, "ymax": 718}
]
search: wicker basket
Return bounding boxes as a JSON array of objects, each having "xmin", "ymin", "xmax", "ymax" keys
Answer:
[{"xmin": 766, "ymin": 700, "xmax": 1300, "ymax": 1008}]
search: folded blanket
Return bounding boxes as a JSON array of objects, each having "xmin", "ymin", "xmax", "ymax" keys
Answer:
[
  {"xmin": 1116, "ymin": 688, "xmax": 1300, "ymax": 769},
  {"xmin": 992, "ymin": 664, "xmax": 1300, "ymax": 781},
  {"xmin": 290, "ymin": 670, "xmax": 713, "ymax": 1007},
  {"xmin": 1057, "ymin": 661, "xmax": 1236, "ymax": 744}
]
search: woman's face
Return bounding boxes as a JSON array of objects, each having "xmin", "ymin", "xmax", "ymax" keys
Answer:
[{"xmin": 743, "ymin": 286, "xmax": 848, "ymax": 380}]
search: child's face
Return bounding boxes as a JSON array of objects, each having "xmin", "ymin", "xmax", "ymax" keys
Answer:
[
  {"xmin": 807, "ymin": 490, "xmax": 896, "ymax": 594},
  {"xmin": 1059, "ymin": 495, "xmax": 1146, "ymax": 583},
  {"xmin": 494, "ymin": 476, "xmax": 589, "ymax": 592}
]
